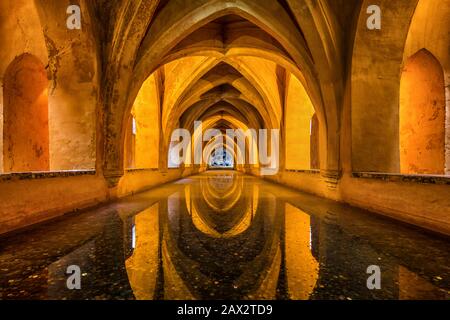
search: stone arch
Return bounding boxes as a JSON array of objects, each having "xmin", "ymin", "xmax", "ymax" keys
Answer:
[
  {"xmin": 33, "ymin": 0, "xmax": 100, "ymax": 171},
  {"xmin": 186, "ymin": 102, "xmax": 263, "ymax": 133},
  {"xmin": 351, "ymin": 0, "xmax": 450, "ymax": 175},
  {"xmin": 351, "ymin": 0, "xmax": 419, "ymax": 173},
  {"xmin": 135, "ymin": 0, "xmax": 315, "ymax": 84},
  {"xmin": 401, "ymin": 0, "xmax": 450, "ymax": 174},
  {"xmin": 158, "ymin": 51, "xmax": 324, "ymax": 130},
  {"xmin": 0, "ymin": 0, "xmax": 49, "ymax": 173},
  {"xmin": 104, "ymin": 1, "xmax": 329, "ymax": 177},
  {"xmin": 3, "ymin": 53, "xmax": 49, "ymax": 172},
  {"xmin": 160, "ymin": 57, "xmax": 281, "ymax": 143},
  {"xmin": 171, "ymin": 64, "xmax": 270, "ymax": 129},
  {"xmin": 286, "ymin": 0, "xmax": 344, "ymax": 175},
  {"xmin": 192, "ymin": 116, "xmax": 259, "ymax": 170},
  {"xmin": 140, "ymin": 55, "xmax": 284, "ymax": 172},
  {"xmin": 204, "ymin": 137, "xmax": 237, "ymax": 169}
]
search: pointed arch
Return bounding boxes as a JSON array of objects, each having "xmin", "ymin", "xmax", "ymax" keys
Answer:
[
  {"xmin": 3, "ymin": 53, "xmax": 49, "ymax": 172},
  {"xmin": 400, "ymin": 49, "xmax": 446, "ymax": 174}
]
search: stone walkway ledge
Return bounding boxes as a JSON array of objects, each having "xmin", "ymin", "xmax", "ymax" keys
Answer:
[
  {"xmin": 352, "ymin": 172, "xmax": 450, "ymax": 185},
  {"xmin": 0, "ymin": 170, "xmax": 96, "ymax": 182}
]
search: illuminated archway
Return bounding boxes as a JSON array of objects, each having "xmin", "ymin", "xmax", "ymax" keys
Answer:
[
  {"xmin": 208, "ymin": 148, "xmax": 234, "ymax": 169},
  {"xmin": 400, "ymin": 49, "xmax": 446, "ymax": 174},
  {"xmin": 125, "ymin": 74, "xmax": 160, "ymax": 170},
  {"xmin": 102, "ymin": 1, "xmax": 342, "ymax": 180}
]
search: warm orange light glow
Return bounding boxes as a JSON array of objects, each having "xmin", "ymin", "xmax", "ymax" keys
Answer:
[
  {"xmin": 284, "ymin": 203, "xmax": 319, "ymax": 300},
  {"xmin": 400, "ymin": 49, "xmax": 445, "ymax": 174},
  {"xmin": 285, "ymin": 74, "xmax": 316, "ymax": 170},
  {"xmin": 125, "ymin": 204, "xmax": 160, "ymax": 300},
  {"xmin": 3, "ymin": 53, "xmax": 49, "ymax": 172}
]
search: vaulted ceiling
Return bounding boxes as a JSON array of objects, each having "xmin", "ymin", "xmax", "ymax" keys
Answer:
[
  {"xmin": 1, "ymin": 0, "xmax": 364, "ymax": 177},
  {"xmin": 93, "ymin": 0, "xmax": 357, "ymax": 175}
]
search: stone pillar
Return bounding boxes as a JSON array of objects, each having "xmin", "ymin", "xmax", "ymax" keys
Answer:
[
  {"xmin": 321, "ymin": 169, "xmax": 342, "ymax": 190},
  {"xmin": 445, "ymin": 72, "xmax": 450, "ymax": 175},
  {"xmin": 0, "ymin": 86, "xmax": 3, "ymax": 173}
]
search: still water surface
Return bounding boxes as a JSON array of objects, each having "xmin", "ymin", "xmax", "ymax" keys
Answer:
[{"xmin": 1, "ymin": 171, "xmax": 449, "ymax": 300}]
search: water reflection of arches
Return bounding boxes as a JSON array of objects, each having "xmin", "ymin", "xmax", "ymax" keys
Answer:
[
  {"xmin": 164, "ymin": 187, "xmax": 282, "ymax": 299},
  {"xmin": 200, "ymin": 172, "xmax": 246, "ymax": 212},
  {"xmin": 186, "ymin": 173, "xmax": 258, "ymax": 238},
  {"xmin": 117, "ymin": 173, "xmax": 450, "ymax": 300},
  {"xmin": 124, "ymin": 203, "xmax": 161, "ymax": 300},
  {"xmin": 4, "ymin": 182, "xmax": 443, "ymax": 300},
  {"xmin": 284, "ymin": 203, "xmax": 319, "ymax": 299},
  {"xmin": 122, "ymin": 173, "xmax": 324, "ymax": 300}
]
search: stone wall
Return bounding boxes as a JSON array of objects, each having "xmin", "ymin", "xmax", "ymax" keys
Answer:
[{"xmin": 0, "ymin": 172, "xmax": 108, "ymax": 235}]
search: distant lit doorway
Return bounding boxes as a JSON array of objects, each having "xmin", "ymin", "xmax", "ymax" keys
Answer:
[{"xmin": 208, "ymin": 148, "xmax": 234, "ymax": 169}]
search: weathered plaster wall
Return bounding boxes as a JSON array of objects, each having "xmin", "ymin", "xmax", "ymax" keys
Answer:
[
  {"xmin": 36, "ymin": 0, "xmax": 99, "ymax": 170},
  {"xmin": 0, "ymin": 0, "xmax": 98, "ymax": 172},
  {"xmin": 0, "ymin": 89, "xmax": 2, "ymax": 172},
  {"xmin": 338, "ymin": 176, "xmax": 450, "ymax": 235},
  {"xmin": 265, "ymin": 172, "xmax": 332, "ymax": 200},
  {"xmin": 351, "ymin": 0, "xmax": 418, "ymax": 172},
  {"xmin": 3, "ymin": 54, "xmax": 50, "ymax": 172},
  {"xmin": 0, "ymin": 174, "xmax": 108, "ymax": 235},
  {"xmin": 117, "ymin": 168, "xmax": 195, "ymax": 198},
  {"xmin": 0, "ymin": 0, "xmax": 49, "ymax": 174}
]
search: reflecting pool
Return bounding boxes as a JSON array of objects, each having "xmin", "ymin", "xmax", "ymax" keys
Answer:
[{"xmin": 0, "ymin": 171, "xmax": 449, "ymax": 300}]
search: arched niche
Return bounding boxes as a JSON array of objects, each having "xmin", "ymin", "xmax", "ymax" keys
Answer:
[
  {"xmin": 102, "ymin": 0, "xmax": 342, "ymax": 180},
  {"xmin": 124, "ymin": 74, "xmax": 161, "ymax": 170},
  {"xmin": 351, "ymin": 0, "xmax": 419, "ymax": 173},
  {"xmin": 400, "ymin": 49, "xmax": 446, "ymax": 174},
  {"xmin": 351, "ymin": 0, "xmax": 450, "ymax": 175},
  {"xmin": 3, "ymin": 53, "xmax": 49, "ymax": 172},
  {"xmin": 401, "ymin": 0, "xmax": 450, "ymax": 174}
]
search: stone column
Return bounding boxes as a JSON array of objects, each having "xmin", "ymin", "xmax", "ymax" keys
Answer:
[{"xmin": 445, "ymin": 72, "xmax": 450, "ymax": 175}]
